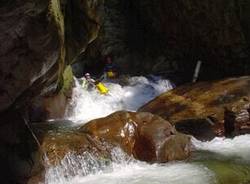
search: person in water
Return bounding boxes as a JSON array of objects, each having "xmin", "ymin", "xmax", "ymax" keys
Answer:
[
  {"xmin": 84, "ymin": 73, "xmax": 96, "ymax": 89},
  {"xmin": 102, "ymin": 55, "xmax": 118, "ymax": 80},
  {"xmin": 84, "ymin": 73, "xmax": 109, "ymax": 94}
]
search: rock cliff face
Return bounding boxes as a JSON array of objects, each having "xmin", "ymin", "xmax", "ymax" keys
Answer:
[
  {"xmin": 76, "ymin": 0, "xmax": 250, "ymax": 82},
  {"xmin": 133, "ymin": 0, "xmax": 250, "ymax": 79},
  {"xmin": 0, "ymin": 1, "xmax": 103, "ymax": 183},
  {"xmin": 0, "ymin": 0, "xmax": 103, "ymax": 113},
  {"xmin": 0, "ymin": 1, "xmax": 63, "ymax": 112}
]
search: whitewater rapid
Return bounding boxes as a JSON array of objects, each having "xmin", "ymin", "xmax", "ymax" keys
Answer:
[
  {"xmin": 65, "ymin": 76, "xmax": 173, "ymax": 123},
  {"xmin": 45, "ymin": 135, "xmax": 250, "ymax": 184},
  {"xmin": 193, "ymin": 134, "xmax": 250, "ymax": 163},
  {"xmin": 45, "ymin": 76, "xmax": 250, "ymax": 184}
]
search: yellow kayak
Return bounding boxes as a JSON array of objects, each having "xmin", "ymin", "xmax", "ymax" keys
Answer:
[{"xmin": 96, "ymin": 82, "xmax": 109, "ymax": 95}]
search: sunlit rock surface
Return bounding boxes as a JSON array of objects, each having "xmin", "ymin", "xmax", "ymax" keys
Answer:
[
  {"xmin": 28, "ymin": 111, "xmax": 191, "ymax": 183},
  {"xmin": 139, "ymin": 76, "xmax": 250, "ymax": 140},
  {"xmin": 41, "ymin": 131, "xmax": 109, "ymax": 166},
  {"xmin": 37, "ymin": 111, "xmax": 190, "ymax": 167},
  {"xmin": 81, "ymin": 111, "xmax": 191, "ymax": 162}
]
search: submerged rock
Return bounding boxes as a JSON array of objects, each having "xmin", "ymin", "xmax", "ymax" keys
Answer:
[
  {"xmin": 139, "ymin": 76, "xmax": 250, "ymax": 140},
  {"xmin": 80, "ymin": 111, "xmax": 191, "ymax": 162}
]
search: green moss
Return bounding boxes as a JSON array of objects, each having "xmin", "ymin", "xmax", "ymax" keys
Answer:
[
  {"xmin": 48, "ymin": 0, "xmax": 66, "ymax": 91},
  {"xmin": 61, "ymin": 65, "xmax": 74, "ymax": 95},
  {"xmin": 49, "ymin": 0, "xmax": 64, "ymax": 34}
]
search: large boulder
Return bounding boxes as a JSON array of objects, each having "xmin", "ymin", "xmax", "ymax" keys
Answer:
[
  {"xmin": 32, "ymin": 111, "xmax": 191, "ymax": 170},
  {"xmin": 80, "ymin": 111, "xmax": 191, "ymax": 162},
  {"xmin": 139, "ymin": 76, "xmax": 250, "ymax": 140},
  {"xmin": 28, "ymin": 112, "xmax": 191, "ymax": 183}
]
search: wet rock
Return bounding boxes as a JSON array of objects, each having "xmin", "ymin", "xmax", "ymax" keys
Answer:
[
  {"xmin": 139, "ymin": 76, "xmax": 250, "ymax": 140},
  {"xmin": 224, "ymin": 107, "xmax": 236, "ymax": 138},
  {"xmin": 27, "ymin": 112, "xmax": 191, "ymax": 182},
  {"xmin": 80, "ymin": 111, "xmax": 191, "ymax": 162},
  {"xmin": 32, "ymin": 112, "xmax": 191, "ymax": 165},
  {"xmin": 26, "ymin": 122, "xmax": 111, "ymax": 184},
  {"xmin": 27, "ymin": 120, "xmax": 108, "ymax": 166},
  {"xmin": 174, "ymin": 118, "xmax": 216, "ymax": 141},
  {"xmin": 40, "ymin": 131, "xmax": 110, "ymax": 166}
]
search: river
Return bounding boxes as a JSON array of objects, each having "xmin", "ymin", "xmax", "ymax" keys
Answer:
[{"xmin": 45, "ymin": 76, "xmax": 250, "ymax": 184}]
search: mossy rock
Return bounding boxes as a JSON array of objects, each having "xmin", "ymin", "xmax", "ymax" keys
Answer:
[{"xmin": 61, "ymin": 65, "xmax": 74, "ymax": 96}]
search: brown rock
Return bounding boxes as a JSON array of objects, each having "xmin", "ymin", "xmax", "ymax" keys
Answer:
[
  {"xmin": 41, "ymin": 131, "xmax": 109, "ymax": 166},
  {"xmin": 27, "ymin": 123, "xmax": 111, "ymax": 184},
  {"xmin": 80, "ymin": 111, "xmax": 191, "ymax": 162},
  {"xmin": 139, "ymin": 76, "xmax": 250, "ymax": 139},
  {"xmin": 28, "ymin": 111, "xmax": 191, "ymax": 183}
]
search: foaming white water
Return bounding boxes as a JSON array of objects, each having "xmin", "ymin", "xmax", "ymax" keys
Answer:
[
  {"xmin": 73, "ymin": 162, "xmax": 214, "ymax": 184},
  {"xmin": 46, "ymin": 148, "xmax": 215, "ymax": 184},
  {"xmin": 65, "ymin": 76, "xmax": 173, "ymax": 123},
  {"xmin": 192, "ymin": 134, "xmax": 250, "ymax": 162},
  {"xmin": 45, "ymin": 152, "xmax": 107, "ymax": 184}
]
